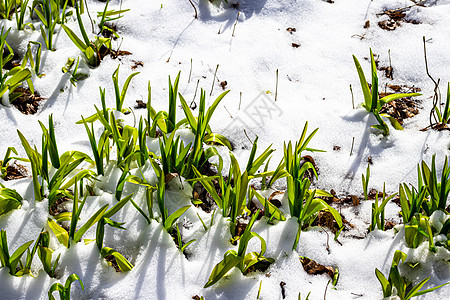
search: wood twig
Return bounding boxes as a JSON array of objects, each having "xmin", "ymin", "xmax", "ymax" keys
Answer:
[
  {"xmin": 232, "ymin": 12, "xmax": 240, "ymax": 37},
  {"xmin": 423, "ymin": 36, "xmax": 441, "ymax": 127},
  {"xmin": 210, "ymin": 64, "xmax": 219, "ymax": 96},
  {"xmin": 275, "ymin": 69, "xmax": 279, "ymax": 101},
  {"xmin": 188, "ymin": 0, "xmax": 198, "ymax": 19}
]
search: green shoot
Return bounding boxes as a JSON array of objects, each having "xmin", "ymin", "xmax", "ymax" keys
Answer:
[
  {"xmin": 362, "ymin": 163, "xmax": 370, "ymax": 200},
  {"xmin": 283, "ymin": 122, "xmax": 341, "ymax": 250},
  {"xmin": 204, "ymin": 211, "xmax": 274, "ymax": 288},
  {"xmin": 37, "ymin": 230, "xmax": 60, "ymax": 277},
  {"xmin": 0, "ymin": 184, "xmax": 23, "ymax": 216},
  {"xmin": 0, "ymin": 0, "xmax": 17, "ymax": 20},
  {"xmin": 369, "ymin": 184, "xmax": 396, "ymax": 232},
  {"xmin": 375, "ymin": 250, "xmax": 449, "ymax": 299},
  {"xmin": 48, "ymin": 181, "xmax": 109, "ymax": 248},
  {"xmin": 62, "ymin": 1, "xmax": 111, "ymax": 67},
  {"xmin": 112, "ymin": 64, "xmax": 139, "ymax": 112},
  {"xmin": 353, "ymin": 49, "xmax": 421, "ymax": 135},
  {"xmin": 0, "ymin": 229, "xmax": 33, "ymax": 276},
  {"xmin": 97, "ymin": 0, "xmax": 129, "ymax": 33},
  {"xmin": 15, "ymin": 0, "xmax": 35, "ymax": 30},
  {"xmin": 0, "ymin": 146, "xmax": 18, "ymax": 178},
  {"xmin": 49, "ymin": 273, "xmax": 84, "ymax": 300}
]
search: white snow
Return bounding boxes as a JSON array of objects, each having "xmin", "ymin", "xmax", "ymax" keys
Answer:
[{"xmin": 0, "ymin": 0, "xmax": 449, "ymax": 299}]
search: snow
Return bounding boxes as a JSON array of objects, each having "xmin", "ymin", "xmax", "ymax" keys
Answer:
[{"xmin": 0, "ymin": 0, "xmax": 449, "ymax": 299}]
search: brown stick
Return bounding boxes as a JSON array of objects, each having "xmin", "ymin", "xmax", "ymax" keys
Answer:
[{"xmin": 188, "ymin": 0, "xmax": 198, "ymax": 19}]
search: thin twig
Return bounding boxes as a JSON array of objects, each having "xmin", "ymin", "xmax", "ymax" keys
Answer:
[
  {"xmin": 188, "ymin": 58, "xmax": 193, "ymax": 83},
  {"xmin": 190, "ymin": 79, "xmax": 200, "ymax": 109},
  {"xmin": 224, "ymin": 106, "xmax": 233, "ymax": 118},
  {"xmin": 84, "ymin": 0, "xmax": 94, "ymax": 34},
  {"xmin": 350, "ymin": 84, "xmax": 354, "ymax": 109},
  {"xmin": 350, "ymin": 137, "xmax": 355, "ymax": 156},
  {"xmin": 423, "ymin": 36, "xmax": 441, "ymax": 126},
  {"xmin": 243, "ymin": 129, "xmax": 253, "ymax": 144},
  {"xmin": 319, "ymin": 226, "xmax": 330, "ymax": 254},
  {"xmin": 232, "ymin": 12, "xmax": 240, "ymax": 37},
  {"xmin": 388, "ymin": 49, "xmax": 392, "ymax": 69},
  {"xmin": 324, "ymin": 280, "xmax": 330, "ymax": 300},
  {"xmin": 188, "ymin": 0, "xmax": 198, "ymax": 19},
  {"xmin": 239, "ymin": 92, "xmax": 242, "ymax": 110},
  {"xmin": 210, "ymin": 64, "xmax": 219, "ymax": 96},
  {"xmin": 166, "ymin": 50, "xmax": 173, "ymax": 63},
  {"xmin": 275, "ymin": 69, "xmax": 279, "ymax": 101}
]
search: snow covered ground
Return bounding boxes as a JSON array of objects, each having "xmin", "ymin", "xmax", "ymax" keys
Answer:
[{"xmin": 0, "ymin": 0, "xmax": 449, "ymax": 299}]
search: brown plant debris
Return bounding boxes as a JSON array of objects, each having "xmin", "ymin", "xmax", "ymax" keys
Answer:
[
  {"xmin": 3, "ymin": 163, "xmax": 27, "ymax": 181},
  {"xmin": 291, "ymin": 43, "xmax": 300, "ymax": 48},
  {"xmin": 220, "ymin": 80, "xmax": 227, "ymax": 90},
  {"xmin": 280, "ymin": 281, "xmax": 286, "ymax": 299},
  {"xmin": 363, "ymin": 20, "xmax": 370, "ymax": 28},
  {"xmin": 286, "ymin": 27, "xmax": 296, "ymax": 34},
  {"xmin": 385, "ymin": 220, "xmax": 396, "ymax": 230},
  {"xmin": 49, "ymin": 196, "xmax": 71, "ymax": 217},
  {"xmin": 105, "ymin": 255, "xmax": 122, "ymax": 272},
  {"xmin": 377, "ymin": 7, "xmax": 421, "ymax": 31},
  {"xmin": 300, "ymin": 256, "xmax": 336, "ymax": 279},
  {"xmin": 135, "ymin": 100, "xmax": 147, "ymax": 109},
  {"xmin": 379, "ymin": 65, "xmax": 394, "ymax": 79},
  {"xmin": 110, "ymin": 49, "xmax": 132, "ymax": 59},
  {"xmin": 379, "ymin": 85, "xmax": 422, "ymax": 124},
  {"xmin": 11, "ymin": 87, "xmax": 43, "ymax": 115},
  {"xmin": 131, "ymin": 60, "xmax": 144, "ymax": 70},
  {"xmin": 310, "ymin": 211, "xmax": 354, "ymax": 233}
]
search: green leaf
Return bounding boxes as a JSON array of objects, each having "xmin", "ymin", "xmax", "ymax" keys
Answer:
[
  {"xmin": 204, "ymin": 133, "xmax": 232, "ymax": 150},
  {"xmin": 104, "ymin": 194, "xmax": 133, "ymax": 218},
  {"xmin": 382, "ymin": 114, "xmax": 404, "ymax": 131},
  {"xmin": 164, "ymin": 205, "xmax": 190, "ymax": 230},
  {"xmin": 352, "ymin": 55, "xmax": 371, "ymax": 111},
  {"xmin": 379, "ymin": 93, "xmax": 422, "ymax": 110},
  {"xmin": 48, "ymin": 218, "xmax": 69, "ymax": 248},
  {"xmin": 48, "ymin": 283, "xmax": 65, "ymax": 300},
  {"xmin": 61, "ymin": 24, "xmax": 87, "ymax": 51},
  {"xmin": 101, "ymin": 247, "xmax": 134, "ymax": 271},
  {"xmin": 375, "ymin": 268, "xmax": 392, "ymax": 298},
  {"xmin": 252, "ymin": 188, "xmax": 286, "ymax": 221},
  {"xmin": 0, "ymin": 187, "xmax": 22, "ymax": 216},
  {"xmin": 204, "ymin": 250, "xmax": 242, "ymax": 288},
  {"xmin": 413, "ymin": 280, "xmax": 450, "ymax": 297},
  {"xmin": 73, "ymin": 204, "xmax": 109, "ymax": 243}
]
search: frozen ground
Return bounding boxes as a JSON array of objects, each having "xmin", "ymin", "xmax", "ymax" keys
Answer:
[{"xmin": 0, "ymin": 0, "xmax": 449, "ymax": 299}]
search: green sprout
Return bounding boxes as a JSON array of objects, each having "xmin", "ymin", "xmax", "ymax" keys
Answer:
[
  {"xmin": 62, "ymin": 1, "xmax": 111, "ymax": 67},
  {"xmin": 48, "ymin": 273, "xmax": 84, "ymax": 300},
  {"xmin": 48, "ymin": 180, "xmax": 109, "ymax": 248},
  {"xmin": 0, "ymin": 28, "xmax": 34, "ymax": 107},
  {"xmin": 97, "ymin": 0, "xmax": 129, "ymax": 36},
  {"xmin": 192, "ymin": 137, "xmax": 274, "ymax": 237},
  {"xmin": 283, "ymin": 122, "xmax": 342, "ymax": 250},
  {"xmin": 0, "ymin": 0, "xmax": 18, "ymax": 20},
  {"xmin": 0, "ymin": 229, "xmax": 33, "ymax": 276},
  {"xmin": 96, "ymin": 193, "xmax": 134, "ymax": 272},
  {"xmin": 204, "ymin": 211, "xmax": 274, "ymax": 288},
  {"xmin": 37, "ymin": 230, "xmax": 60, "ymax": 277},
  {"xmin": 369, "ymin": 184, "xmax": 396, "ymax": 232},
  {"xmin": 0, "ymin": 183, "xmax": 22, "ymax": 216},
  {"xmin": 15, "ymin": 0, "xmax": 35, "ymax": 30},
  {"xmin": 353, "ymin": 49, "xmax": 421, "ymax": 135},
  {"xmin": 375, "ymin": 250, "xmax": 449, "ymax": 299},
  {"xmin": 0, "ymin": 146, "xmax": 18, "ymax": 178}
]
